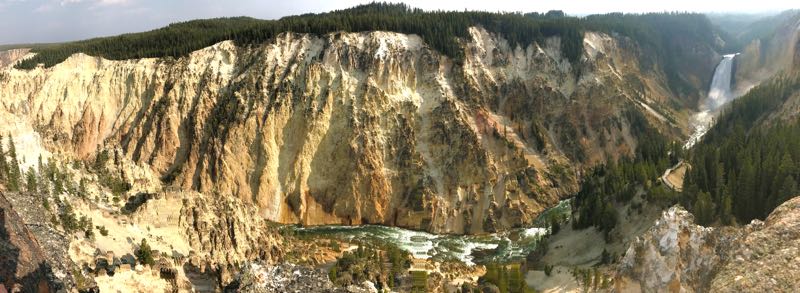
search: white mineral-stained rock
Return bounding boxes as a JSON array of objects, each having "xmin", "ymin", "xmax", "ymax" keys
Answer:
[{"xmin": 0, "ymin": 28, "xmax": 678, "ymax": 235}]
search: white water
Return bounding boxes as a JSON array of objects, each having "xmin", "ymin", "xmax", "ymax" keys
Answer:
[
  {"xmin": 685, "ymin": 54, "xmax": 738, "ymax": 148},
  {"xmin": 294, "ymin": 199, "xmax": 572, "ymax": 265}
]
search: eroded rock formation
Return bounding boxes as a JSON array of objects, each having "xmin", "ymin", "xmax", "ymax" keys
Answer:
[
  {"xmin": 615, "ymin": 196, "xmax": 800, "ymax": 292},
  {"xmin": 0, "ymin": 193, "xmax": 61, "ymax": 293},
  {"xmin": 0, "ymin": 28, "xmax": 695, "ymax": 234},
  {"xmin": 710, "ymin": 196, "xmax": 800, "ymax": 292}
]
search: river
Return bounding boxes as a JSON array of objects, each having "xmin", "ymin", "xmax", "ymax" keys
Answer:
[{"xmin": 290, "ymin": 199, "xmax": 572, "ymax": 265}]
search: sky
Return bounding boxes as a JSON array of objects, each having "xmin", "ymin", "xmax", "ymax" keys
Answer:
[{"xmin": 0, "ymin": 0, "xmax": 797, "ymax": 45}]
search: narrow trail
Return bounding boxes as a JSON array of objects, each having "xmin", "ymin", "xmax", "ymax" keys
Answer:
[{"xmin": 661, "ymin": 160, "xmax": 689, "ymax": 192}]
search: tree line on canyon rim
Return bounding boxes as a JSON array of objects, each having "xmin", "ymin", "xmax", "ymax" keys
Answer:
[{"xmin": 15, "ymin": 3, "xmax": 729, "ymax": 97}]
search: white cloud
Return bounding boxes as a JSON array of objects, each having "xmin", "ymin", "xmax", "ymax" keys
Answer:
[
  {"xmin": 0, "ymin": 0, "xmax": 27, "ymax": 12},
  {"xmin": 59, "ymin": 0, "xmax": 129, "ymax": 6},
  {"xmin": 393, "ymin": 0, "xmax": 795, "ymax": 15},
  {"xmin": 34, "ymin": 3, "xmax": 53, "ymax": 12},
  {"xmin": 97, "ymin": 0, "xmax": 128, "ymax": 5}
]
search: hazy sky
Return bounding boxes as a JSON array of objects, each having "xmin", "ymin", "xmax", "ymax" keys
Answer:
[{"xmin": 1, "ymin": 0, "xmax": 797, "ymax": 45}]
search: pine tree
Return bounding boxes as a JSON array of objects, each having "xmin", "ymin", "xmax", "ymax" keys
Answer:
[
  {"xmin": 713, "ymin": 162, "xmax": 725, "ymax": 204},
  {"xmin": 329, "ymin": 266, "xmax": 338, "ymax": 282},
  {"xmin": 778, "ymin": 176, "xmax": 798, "ymax": 205},
  {"xmin": 498, "ymin": 266, "xmax": 508, "ymax": 293},
  {"xmin": 721, "ymin": 193, "xmax": 734, "ymax": 225},
  {"xmin": 25, "ymin": 167, "xmax": 37, "ymax": 193},
  {"xmin": 773, "ymin": 153, "xmax": 796, "ymax": 203},
  {"xmin": 693, "ymin": 191, "xmax": 713, "ymax": 226},
  {"xmin": 136, "ymin": 238, "xmax": 155, "ymax": 266},
  {"xmin": 0, "ymin": 133, "xmax": 7, "ymax": 182},
  {"xmin": 736, "ymin": 160, "xmax": 757, "ymax": 221},
  {"xmin": 6, "ymin": 136, "xmax": 20, "ymax": 192},
  {"xmin": 37, "ymin": 155, "xmax": 44, "ymax": 175},
  {"xmin": 78, "ymin": 178, "xmax": 88, "ymax": 199}
]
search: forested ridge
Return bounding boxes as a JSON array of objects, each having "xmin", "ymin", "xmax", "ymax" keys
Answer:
[
  {"xmin": 683, "ymin": 72, "xmax": 800, "ymax": 225},
  {"xmin": 14, "ymin": 1, "xmax": 724, "ymax": 95}
]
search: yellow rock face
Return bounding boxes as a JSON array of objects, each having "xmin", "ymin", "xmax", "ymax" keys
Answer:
[{"xmin": 0, "ymin": 28, "xmax": 687, "ymax": 234}]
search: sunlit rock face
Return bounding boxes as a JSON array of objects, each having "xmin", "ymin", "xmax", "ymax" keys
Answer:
[
  {"xmin": 710, "ymin": 196, "xmax": 800, "ymax": 292},
  {"xmin": 0, "ymin": 27, "xmax": 688, "ymax": 234},
  {"xmin": 614, "ymin": 206, "xmax": 731, "ymax": 292},
  {"xmin": 615, "ymin": 196, "xmax": 800, "ymax": 292}
]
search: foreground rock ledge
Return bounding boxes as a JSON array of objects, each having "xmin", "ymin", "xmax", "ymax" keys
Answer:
[{"xmin": 615, "ymin": 196, "xmax": 800, "ymax": 292}]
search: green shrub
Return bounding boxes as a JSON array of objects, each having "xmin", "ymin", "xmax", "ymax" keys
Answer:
[
  {"xmin": 98, "ymin": 225, "xmax": 109, "ymax": 236},
  {"xmin": 136, "ymin": 238, "xmax": 155, "ymax": 266},
  {"xmin": 410, "ymin": 270, "xmax": 428, "ymax": 293}
]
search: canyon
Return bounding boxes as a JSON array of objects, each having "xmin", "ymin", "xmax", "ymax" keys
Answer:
[
  {"xmin": 1, "ymin": 6, "xmax": 799, "ymax": 293},
  {"xmin": 0, "ymin": 27, "xmax": 697, "ymax": 235}
]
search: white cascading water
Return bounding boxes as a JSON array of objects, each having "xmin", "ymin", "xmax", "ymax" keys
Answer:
[{"xmin": 685, "ymin": 54, "xmax": 738, "ymax": 148}]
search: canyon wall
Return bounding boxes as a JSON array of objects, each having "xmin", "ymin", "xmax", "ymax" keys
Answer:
[
  {"xmin": 0, "ymin": 28, "xmax": 691, "ymax": 234},
  {"xmin": 734, "ymin": 13, "xmax": 800, "ymax": 95}
]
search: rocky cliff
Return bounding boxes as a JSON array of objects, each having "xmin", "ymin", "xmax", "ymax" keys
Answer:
[
  {"xmin": 0, "ymin": 193, "xmax": 61, "ymax": 293},
  {"xmin": 615, "ymin": 196, "xmax": 800, "ymax": 292},
  {"xmin": 0, "ymin": 27, "xmax": 690, "ymax": 234},
  {"xmin": 710, "ymin": 196, "xmax": 800, "ymax": 292},
  {"xmin": 614, "ymin": 206, "xmax": 736, "ymax": 292},
  {"xmin": 0, "ymin": 48, "xmax": 29, "ymax": 68},
  {"xmin": 733, "ymin": 11, "xmax": 800, "ymax": 95}
]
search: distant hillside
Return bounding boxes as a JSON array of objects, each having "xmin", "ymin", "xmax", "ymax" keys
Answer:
[
  {"xmin": 684, "ymin": 15, "xmax": 800, "ymax": 224},
  {"xmin": 710, "ymin": 10, "xmax": 800, "ymax": 51},
  {"xmin": 731, "ymin": 10, "xmax": 800, "ymax": 94}
]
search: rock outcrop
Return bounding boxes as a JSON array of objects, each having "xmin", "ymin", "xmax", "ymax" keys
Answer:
[
  {"xmin": 614, "ymin": 206, "xmax": 731, "ymax": 292},
  {"xmin": 231, "ymin": 263, "xmax": 352, "ymax": 293},
  {"xmin": 733, "ymin": 11, "xmax": 800, "ymax": 95},
  {"xmin": 0, "ymin": 48, "xmax": 29, "ymax": 68},
  {"xmin": 615, "ymin": 196, "xmax": 800, "ymax": 292},
  {"xmin": 0, "ymin": 193, "xmax": 61, "ymax": 293},
  {"xmin": 177, "ymin": 191, "xmax": 285, "ymax": 284},
  {"xmin": 710, "ymin": 196, "xmax": 800, "ymax": 292},
  {"xmin": 0, "ymin": 28, "xmax": 694, "ymax": 234}
]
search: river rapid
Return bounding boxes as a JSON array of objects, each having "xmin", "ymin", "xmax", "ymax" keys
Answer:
[{"xmin": 290, "ymin": 199, "xmax": 572, "ymax": 265}]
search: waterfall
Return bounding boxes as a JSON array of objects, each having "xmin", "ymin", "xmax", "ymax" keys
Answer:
[
  {"xmin": 706, "ymin": 54, "xmax": 737, "ymax": 110},
  {"xmin": 685, "ymin": 54, "xmax": 738, "ymax": 149}
]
